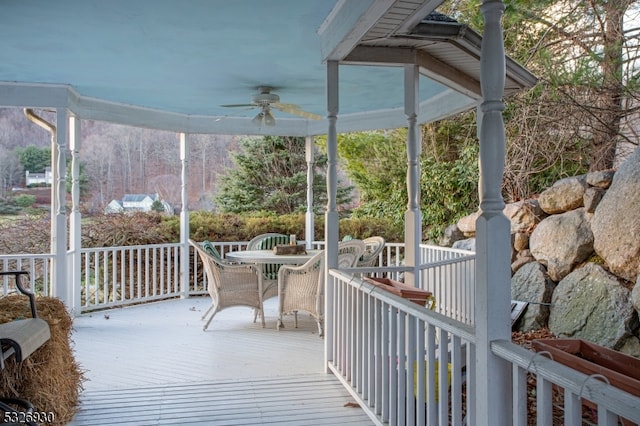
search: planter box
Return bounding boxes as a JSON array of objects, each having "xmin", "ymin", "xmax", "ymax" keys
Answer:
[
  {"xmin": 363, "ymin": 277, "xmax": 433, "ymax": 307},
  {"xmin": 533, "ymin": 339, "xmax": 640, "ymax": 425}
]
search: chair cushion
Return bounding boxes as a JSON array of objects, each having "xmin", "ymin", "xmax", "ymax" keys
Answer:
[
  {"xmin": 255, "ymin": 235, "xmax": 290, "ymax": 250},
  {"xmin": 202, "ymin": 241, "xmax": 222, "ymax": 261}
]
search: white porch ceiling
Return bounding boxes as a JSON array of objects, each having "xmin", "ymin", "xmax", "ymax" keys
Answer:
[{"xmin": 0, "ymin": 0, "xmax": 536, "ymax": 136}]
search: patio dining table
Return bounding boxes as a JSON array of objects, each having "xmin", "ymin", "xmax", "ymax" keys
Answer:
[
  {"xmin": 225, "ymin": 249, "xmax": 321, "ymax": 265},
  {"xmin": 225, "ymin": 249, "xmax": 322, "ymax": 311}
]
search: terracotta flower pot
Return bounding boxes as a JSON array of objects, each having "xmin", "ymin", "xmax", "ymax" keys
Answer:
[{"xmin": 532, "ymin": 339, "xmax": 640, "ymax": 425}]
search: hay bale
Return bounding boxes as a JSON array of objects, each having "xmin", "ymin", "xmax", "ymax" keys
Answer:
[{"xmin": 0, "ymin": 295, "xmax": 84, "ymax": 425}]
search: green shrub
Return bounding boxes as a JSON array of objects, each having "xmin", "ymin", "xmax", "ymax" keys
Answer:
[{"xmin": 14, "ymin": 194, "xmax": 36, "ymax": 208}]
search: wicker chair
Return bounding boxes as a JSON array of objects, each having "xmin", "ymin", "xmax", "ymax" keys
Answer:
[
  {"xmin": 277, "ymin": 248, "xmax": 361, "ymax": 337},
  {"xmin": 358, "ymin": 236, "xmax": 386, "ymax": 267},
  {"xmin": 189, "ymin": 239, "xmax": 263, "ymax": 330},
  {"xmin": 338, "ymin": 239, "xmax": 366, "ymax": 267}
]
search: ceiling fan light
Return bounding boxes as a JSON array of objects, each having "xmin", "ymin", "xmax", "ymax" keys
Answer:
[
  {"xmin": 252, "ymin": 111, "xmax": 265, "ymax": 126},
  {"xmin": 264, "ymin": 109, "xmax": 276, "ymax": 126}
]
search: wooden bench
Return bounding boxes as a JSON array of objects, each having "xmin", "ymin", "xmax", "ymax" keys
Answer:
[{"xmin": 0, "ymin": 271, "xmax": 51, "ymax": 370}]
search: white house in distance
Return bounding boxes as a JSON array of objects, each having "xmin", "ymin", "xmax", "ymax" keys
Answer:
[
  {"xmin": 105, "ymin": 193, "xmax": 172, "ymax": 214},
  {"xmin": 25, "ymin": 167, "xmax": 52, "ymax": 186}
]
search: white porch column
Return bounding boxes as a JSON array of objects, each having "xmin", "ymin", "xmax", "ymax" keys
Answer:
[
  {"xmin": 53, "ymin": 109, "xmax": 69, "ymax": 305},
  {"xmin": 475, "ymin": 1, "xmax": 512, "ymax": 424},
  {"xmin": 69, "ymin": 115, "xmax": 82, "ymax": 315},
  {"xmin": 324, "ymin": 60, "xmax": 340, "ymax": 369},
  {"xmin": 404, "ymin": 64, "xmax": 421, "ymax": 287},
  {"xmin": 305, "ymin": 135, "xmax": 315, "ymax": 249},
  {"xmin": 179, "ymin": 133, "xmax": 190, "ymax": 299}
]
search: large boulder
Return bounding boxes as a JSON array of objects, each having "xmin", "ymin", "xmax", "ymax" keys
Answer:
[
  {"xmin": 504, "ymin": 199, "xmax": 546, "ymax": 233},
  {"xmin": 457, "ymin": 199, "xmax": 546, "ymax": 238},
  {"xmin": 591, "ymin": 147, "xmax": 640, "ymax": 283},
  {"xmin": 511, "ymin": 262, "xmax": 555, "ymax": 331},
  {"xmin": 549, "ymin": 263, "xmax": 636, "ymax": 349},
  {"xmin": 456, "ymin": 211, "xmax": 479, "ymax": 237},
  {"xmin": 529, "ymin": 208, "xmax": 594, "ymax": 281},
  {"xmin": 538, "ymin": 176, "xmax": 587, "ymax": 214},
  {"xmin": 632, "ymin": 275, "xmax": 640, "ymax": 313}
]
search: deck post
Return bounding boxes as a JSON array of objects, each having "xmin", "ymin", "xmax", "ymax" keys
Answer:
[
  {"xmin": 179, "ymin": 133, "xmax": 190, "ymax": 298},
  {"xmin": 324, "ymin": 60, "xmax": 339, "ymax": 371},
  {"xmin": 305, "ymin": 135, "xmax": 315, "ymax": 250},
  {"xmin": 69, "ymin": 115, "xmax": 82, "ymax": 315},
  {"xmin": 403, "ymin": 64, "xmax": 421, "ymax": 288},
  {"xmin": 53, "ymin": 109, "xmax": 69, "ymax": 305},
  {"xmin": 475, "ymin": 1, "xmax": 512, "ymax": 424}
]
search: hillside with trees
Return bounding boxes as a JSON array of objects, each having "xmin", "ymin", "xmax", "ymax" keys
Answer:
[{"xmin": 0, "ymin": 108, "xmax": 238, "ymax": 212}]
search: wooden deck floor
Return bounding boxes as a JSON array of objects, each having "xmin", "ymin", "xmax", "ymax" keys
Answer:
[{"xmin": 69, "ymin": 297, "xmax": 373, "ymax": 425}]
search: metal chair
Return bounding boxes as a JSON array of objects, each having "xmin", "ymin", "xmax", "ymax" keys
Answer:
[{"xmin": 189, "ymin": 239, "xmax": 264, "ymax": 330}]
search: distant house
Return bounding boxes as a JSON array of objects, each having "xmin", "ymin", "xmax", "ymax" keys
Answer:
[
  {"xmin": 105, "ymin": 193, "xmax": 172, "ymax": 214},
  {"xmin": 25, "ymin": 167, "xmax": 52, "ymax": 186}
]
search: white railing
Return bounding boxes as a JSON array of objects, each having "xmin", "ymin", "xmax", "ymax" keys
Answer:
[
  {"xmin": 80, "ymin": 244, "xmax": 183, "ymax": 311},
  {"xmin": 0, "ymin": 253, "xmax": 54, "ymax": 296},
  {"xmin": 328, "ymin": 267, "xmax": 476, "ymax": 426},
  {"xmin": 492, "ymin": 340, "xmax": 640, "ymax": 425},
  {"xmin": 0, "ymin": 242, "xmax": 471, "ymax": 318},
  {"xmin": 420, "ymin": 254, "xmax": 475, "ymax": 325}
]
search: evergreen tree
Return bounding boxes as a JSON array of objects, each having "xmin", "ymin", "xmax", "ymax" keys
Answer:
[
  {"xmin": 16, "ymin": 145, "xmax": 50, "ymax": 174},
  {"xmin": 215, "ymin": 136, "xmax": 352, "ymax": 215}
]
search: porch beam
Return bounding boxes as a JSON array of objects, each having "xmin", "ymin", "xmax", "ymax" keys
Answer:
[
  {"xmin": 343, "ymin": 46, "xmax": 482, "ymax": 98},
  {"xmin": 403, "ymin": 63, "xmax": 421, "ymax": 288},
  {"xmin": 318, "ymin": 0, "xmax": 392, "ymax": 61},
  {"xmin": 475, "ymin": 1, "xmax": 512, "ymax": 424}
]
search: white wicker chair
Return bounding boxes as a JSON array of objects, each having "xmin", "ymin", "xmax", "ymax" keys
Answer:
[
  {"xmin": 190, "ymin": 239, "xmax": 263, "ymax": 330},
  {"xmin": 277, "ymin": 248, "xmax": 361, "ymax": 337},
  {"xmin": 338, "ymin": 239, "xmax": 366, "ymax": 267},
  {"xmin": 358, "ymin": 236, "xmax": 386, "ymax": 267}
]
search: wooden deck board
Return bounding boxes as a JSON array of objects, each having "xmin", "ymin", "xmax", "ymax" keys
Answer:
[{"xmin": 69, "ymin": 297, "xmax": 373, "ymax": 425}]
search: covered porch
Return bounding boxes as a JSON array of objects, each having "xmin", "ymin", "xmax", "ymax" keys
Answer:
[{"xmin": 1, "ymin": 1, "xmax": 639, "ymax": 425}]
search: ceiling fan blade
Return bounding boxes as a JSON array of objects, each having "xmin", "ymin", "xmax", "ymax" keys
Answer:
[
  {"xmin": 272, "ymin": 102, "xmax": 322, "ymax": 120},
  {"xmin": 220, "ymin": 103, "xmax": 257, "ymax": 108}
]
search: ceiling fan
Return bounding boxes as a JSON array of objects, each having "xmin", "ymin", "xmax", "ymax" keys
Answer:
[{"xmin": 221, "ymin": 86, "xmax": 322, "ymax": 127}]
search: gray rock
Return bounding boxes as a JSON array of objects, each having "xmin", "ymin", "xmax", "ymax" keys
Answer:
[
  {"xmin": 583, "ymin": 187, "xmax": 605, "ymax": 213},
  {"xmin": 440, "ymin": 224, "xmax": 465, "ymax": 247},
  {"xmin": 452, "ymin": 238, "xmax": 475, "ymax": 252},
  {"xmin": 529, "ymin": 208, "xmax": 594, "ymax": 281},
  {"xmin": 618, "ymin": 335, "xmax": 640, "ymax": 358},
  {"xmin": 586, "ymin": 170, "xmax": 615, "ymax": 188},
  {"xmin": 549, "ymin": 263, "xmax": 635, "ymax": 348},
  {"xmin": 538, "ymin": 176, "xmax": 587, "ymax": 214},
  {"xmin": 632, "ymin": 275, "xmax": 640, "ymax": 312},
  {"xmin": 592, "ymin": 147, "xmax": 640, "ymax": 283},
  {"xmin": 511, "ymin": 262, "xmax": 555, "ymax": 331}
]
